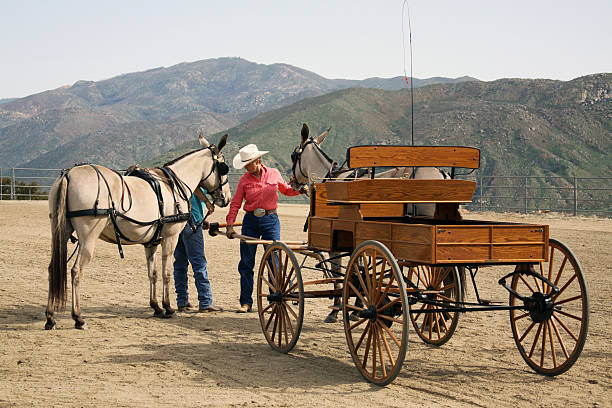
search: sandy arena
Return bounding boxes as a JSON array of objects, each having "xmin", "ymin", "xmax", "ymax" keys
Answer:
[{"xmin": 0, "ymin": 201, "xmax": 610, "ymax": 407}]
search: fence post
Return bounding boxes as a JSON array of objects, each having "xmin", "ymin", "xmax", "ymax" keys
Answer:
[
  {"xmin": 523, "ymin": 176, "xmax": 528, "ymax": 214},
  {"xmin": 573, "ymin": 177, "xmax": 578, "ymax": 216},
  {"xmin": 0, "ymin": 167, "xmax": 2, "ymax": 200},
  {"xmin": 10, "ymin": 168, "xmax": 15, "ymax": 200},
  {"xmin": 479, "ymin": 172, "xmax": 483, "ymax": 211}
]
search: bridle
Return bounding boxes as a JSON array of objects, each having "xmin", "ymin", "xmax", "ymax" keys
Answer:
[
  {"xmin": 200, "ymin": 144, "xmax": 230, "ymax": 199},
  {"xmin": 291, "ymin": 138, "xmax": 337, "ymax": 187}
]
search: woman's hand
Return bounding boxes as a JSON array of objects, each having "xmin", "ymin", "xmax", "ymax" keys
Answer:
[
  {"xmin": 299, "ymin": 185, "xmax": 309, "ymax": 195},
  {"xmin": 226, "ymin": 225, "xmax": 236, "ymax": 239}
]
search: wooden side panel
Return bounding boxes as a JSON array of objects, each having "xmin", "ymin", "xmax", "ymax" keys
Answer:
[
  {"xmin": 437, "ymin": 226, "xmax": 490, "ymax": 243},
  {"xmin": 492, "ymin": 226, "xmax": 547, "ymax": 243},
  {"xmin": 434, "ymin": 224, "xmax": 548, "ymax": 263},
  {"xmin": 307, "ymin": 217, "xmax": 332, "ymax": 251},
  {"xmin": 361, "ymin": 203, "xmax": 404, "ymax": 217},
  {"xmin": 325, "ymin": 179, "xmax": 476, "ymax": 203},
  {"xmin": 492, "ymin": 245, "xmax": 546, "ymax": 261},
  {"xmin": 390, "ymin": 224, "xmax": 435, "ymax": 263},
  {"xmin": 313, "ymin": 183, "xmax": 339, "ymax": 218},
  {"xmin": 436, "ymin": 245, "xmax": 491, "ymax": 262},
  {"xmin": 348, "ymin": 146, "xmax": 480, "ymax": 169}
]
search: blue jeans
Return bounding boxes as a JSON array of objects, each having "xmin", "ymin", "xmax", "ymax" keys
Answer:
[
  {"xmin": 238, "ymin": 213, "xmax": 281, "ymax": 306},
  {"xmin": 173, "ymin": 222, "xmax": 213, "ymax": 309}
]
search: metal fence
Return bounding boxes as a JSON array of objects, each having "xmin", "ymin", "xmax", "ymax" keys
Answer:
[{"xmin": 1, "ymin": 167, "xmax": 610, "ymax": 216}]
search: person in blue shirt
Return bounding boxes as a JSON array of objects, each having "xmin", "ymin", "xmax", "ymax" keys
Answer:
[{"xmin": 173, "ymin": 188, "xmax": 223, "ymax": 313}]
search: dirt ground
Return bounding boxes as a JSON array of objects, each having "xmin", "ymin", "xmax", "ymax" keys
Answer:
[{"xmin": 0, "ymin": 200, "xmax": 610, "ymax": 407}]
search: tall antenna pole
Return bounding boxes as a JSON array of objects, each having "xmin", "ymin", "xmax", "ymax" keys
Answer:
[{"xmin": 402, "ymin": 1, "xmax": 415, "ymax": 146}]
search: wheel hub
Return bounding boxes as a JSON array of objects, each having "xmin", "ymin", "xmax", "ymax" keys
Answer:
[
  {"xmin": 526, "ymin": 292, "xmax": 554, "ymax": 323},
  {"xmin": 267, "ymin": 290, "xmax": 283, "ymax": 304},
  {"xmin": 358, "ymin": 305, "xmax": 378, "ymax": 322}
]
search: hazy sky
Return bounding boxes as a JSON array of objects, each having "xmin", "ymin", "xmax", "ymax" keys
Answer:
[{"xmin": 1, "ymin": 0, "xmax": 610, "ymax": 99}]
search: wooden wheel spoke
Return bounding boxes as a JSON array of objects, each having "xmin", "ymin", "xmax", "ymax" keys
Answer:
[
  {"xmin": 260, "ymin": 275, "xmax": 276, "ymax": 292},
  {"xmin": 435, "ymin": 267, "xmax": 452, "ymax": 287},
  {"xmin": 518, "ymin": 321, "xmax": 537, "ymax": 343},
  {"xmin": 376, "ymin": 259, "xmax": 387, "ymax": 305},
  {"xmin": 518, "ymin": 273, "xmax": 537, "ymax": 294},
  {"xmin": 362, "ymin": 325, "xmax": 374, "ymax": 369},
  {"xmin": 376, "ymin": 327, "xmax": 387, "ymax": 378},
  {"xmin": 411, "ymin": 301, "xmax": 428, "ymax": 322},
  {"xmin": 371, "ymin": 323, "xmax": 378, "ymax": 377},
  {"xmin": 528, "ymin": 323, "xmax": 543, "ymax": 357},
  {"xmin": 552, "ymin": 314, "xmax": 579, "ymax": 342},
  {"xmin": 376, "ymin": 273, "xmax": 396, "ymax": 308},
  {"xmin": 540, "ymin": 319, "xmax": 548, "ymax": 367},
  {"xmin": 377, "ymin": 297, "xmax": 401, "ymax": 313},
  {"xmin": 439, "ymin": 282, "xmax": 457, "ymax": 293},
  {"xmin": 349, "ymin": 316, "xmax": 368, "ymax": 331},
  {"xmin": 550, "ymin": 318, "xmax": 570, "ymax": 359},
  {"xmin": 554, "ymin": 294, "xmax": 582, "ymax": 306},
  {"xmin": 360, "ymin": 253, "xmax": 373, "ymax": 300},
  {"xmin": 555, "ymin": 308, "xmax": 583, "ymax": 321},
  {"xmin": 378, "ymin": 314, "xmax": 403, "ymax": 325},
  {"xmin": 553, "ymin": 256, "xmax": 568, "ymax": 288},
  {"xmin": 547, "ymin": 249, "xmax": 555, "ymax": 294},
  {"xmin": 283, "ymin": 281, "xmax": 299, "ymax": 296},
  {"xmin": 348, "ymin": 281, "xmax": 369, "ymax": 308},
  {"xmin": 547, "ymin": 320, "xmax": 557, "ymax": 368},
  {"xmin": 354, "ymin": 321, "xmax": 371, "ymax": 351},
  {"xmin": 264, "ymin": 305, "xmax": 277, "ymax": 331},
  {"xmin": 380, "ymin": 322, "xmax": 402, "ymax": 349},
  {"xmin": 265, "ymin": 262, "xmax": 278, "ymax": 289},
  {"xmin": 552, "ymin": 274, "xmax": 577, "ymax": 302},
  {"xmin": 261, "ymin": 303, "xmax": 274, "ymax": 314},
  {"xmin": 376, "ymin": 322, "xmax": 395, "ymax": 367},
  {"xmin": 513, "ymin": 311, "xmax": 531, "ymax": 321},
  {"xmin": 281, "ymin": 266, "xmax": 295, "ymax": 292},
  {"xmin": 284, "ymin": 301, "xmax": 298, "ymax": 320}
]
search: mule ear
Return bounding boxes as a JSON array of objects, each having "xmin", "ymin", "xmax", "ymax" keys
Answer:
[
  {"xmin": 218, "ymin": 134, "xmax": 228, "ymax": 151},
  {"xmin": 315, "ymin": 126, "xmax": 332, "ymax": 146},
  {"xmin": 301, "ymin": 123, "xmax": 309, "ymax": 144},
  {"xmin": 199, "ymin": 131, "xmax": 210, "ymax": 148}
]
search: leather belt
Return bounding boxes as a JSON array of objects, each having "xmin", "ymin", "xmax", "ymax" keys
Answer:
[{"xmin": 246, "ymin": 208, "xmax": 277, "ymax": 217}]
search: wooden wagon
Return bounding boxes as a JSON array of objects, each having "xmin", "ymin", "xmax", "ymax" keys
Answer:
[{"xmin": 252, "ymin": 145, "xmax": 588, "ymax": 385}]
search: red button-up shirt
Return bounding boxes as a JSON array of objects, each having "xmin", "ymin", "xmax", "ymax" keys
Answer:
[{"xmin": 226, "ymin": 164, "xmax": 300, "ymax": 225}]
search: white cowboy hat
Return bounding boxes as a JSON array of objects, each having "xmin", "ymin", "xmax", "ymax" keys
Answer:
[{"xmin": 232, "ymin": 144, "xmax": 269, "ymax": 169}]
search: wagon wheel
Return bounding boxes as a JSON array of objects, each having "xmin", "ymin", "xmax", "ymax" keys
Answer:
[
  {"xmin": 509, "ymin": 239, "xmax": 589, "ymax": 376},
  {"xmin": 407, "ymin": 265, "xmax": 462, "ymax": 346},
  {"xmin": 342, "ymin": 240, "xmax": 409, "ymax": 385},
  {"xmin": 257, "ymin": 242, "xmax": 304, "ymax": 354}
]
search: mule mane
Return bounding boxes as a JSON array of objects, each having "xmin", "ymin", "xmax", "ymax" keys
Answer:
[{"xmin": 163, "ymin": 148, "xmax": 205, "ymax": 167}]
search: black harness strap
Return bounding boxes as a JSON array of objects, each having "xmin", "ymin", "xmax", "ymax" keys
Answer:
[{"xmin": 66, "ymin": 164, "xmax": 192, "ymax": 257}]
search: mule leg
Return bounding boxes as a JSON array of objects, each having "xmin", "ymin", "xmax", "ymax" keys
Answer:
[
  {"xmin": 160, "ymin": 235, "xmax": 179, "ymax": 317},
  {"xmin": 69, "ymin": 218, "xmax": 106, "ymax": 329},
  {"xmin": 145, "ymin": 245, "xmax": 164, "ymax": 317},
  {"xmin": 324, "ymin": 251, "xmax": 341, "ymax": 323}
]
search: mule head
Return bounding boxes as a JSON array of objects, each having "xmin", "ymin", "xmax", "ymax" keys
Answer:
[
  {"xmin": 290, "ymin": 123, "xmax": 333, "ymax": 189},
  {"xmin": 198, "ymin": 133, "xmax": 231, "ymax": 207}
]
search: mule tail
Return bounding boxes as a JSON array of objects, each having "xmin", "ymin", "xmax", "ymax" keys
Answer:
[{"xmin": 48, "ymin": 173, "xmax": 70, "ymax": 311}]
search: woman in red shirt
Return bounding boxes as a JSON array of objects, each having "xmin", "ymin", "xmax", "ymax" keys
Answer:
[{"xmin": 226, "ymin": 144, "xmax": 306, "ymax": 313}]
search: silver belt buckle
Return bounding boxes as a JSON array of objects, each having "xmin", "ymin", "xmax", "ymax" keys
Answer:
[{"xmin": 253, "ymin": 208, "xmax": 266, "ymax": 217}]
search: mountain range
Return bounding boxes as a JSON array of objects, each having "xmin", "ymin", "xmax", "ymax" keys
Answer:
[
  {"xmin": 0, "ymin": 57, "xmax": 475, "ymax": 169},
  {"xmin": 0, "ymin": 58, "xmax": 609, "ymax": 193}
]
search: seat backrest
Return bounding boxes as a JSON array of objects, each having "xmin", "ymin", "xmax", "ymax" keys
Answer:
[{"xmin": 346, "ymin": 145, "xmax": 480, "ymax": 169}]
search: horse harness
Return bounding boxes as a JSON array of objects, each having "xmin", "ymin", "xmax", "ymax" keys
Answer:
[
  {"xmin": 291, "ymin": 138, "xmax": 342, "ymax": 187},
  {"xmin": 65, "ymin": 145, "xmax": 229, "ymax": 258}
]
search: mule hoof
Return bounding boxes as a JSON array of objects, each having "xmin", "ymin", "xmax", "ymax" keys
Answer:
[
  {"xmin": 153, "ymin": 310, "xmax": 165, "ymax": 318},
  {"xmin": 44, "ymin": 322, "xmax": 56, "ymax": 330},
  {"xmin": 163, "ymin": 312, "xmax": 177, "ymax": 319},
  {"xmin": 324, "ymin": 313, "xmax": 338, "ymax": 323},
  {"xmin": 75, "ymin": 322, "xmax": 88, "ymax": 330}
]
